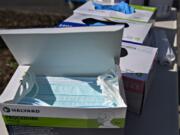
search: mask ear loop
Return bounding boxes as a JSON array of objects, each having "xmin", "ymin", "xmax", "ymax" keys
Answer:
[
  {"xmin": 16, "ymin": 71, "xmax": 39, "ymax": 103},
  {"xmin": 97, "ymin": 66, "xmax": 122, "ymax": 107}
]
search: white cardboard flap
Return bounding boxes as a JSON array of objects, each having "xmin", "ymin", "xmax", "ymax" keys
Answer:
[{"xmin": 0, "ymin": 26, "xmax": 123, "ymax": 76}]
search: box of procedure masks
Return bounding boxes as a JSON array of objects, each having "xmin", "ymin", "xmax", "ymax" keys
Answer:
[
  {"xmin": 59, "ymin": 13, "xmax": 152, "ymax": 44},
  {"xmin": 74, "ymin": 1, "xmax": 156, "ymax": 23},
  {"xmin": 120, "ymin": 42, "xmax": 157, "ymax": 114},
  {"xmin": 0, "ymin": 26, "xmax": 127, "ymax": 128}
]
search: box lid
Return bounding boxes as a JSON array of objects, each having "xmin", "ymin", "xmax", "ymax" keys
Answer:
[{"xmin": 0, "ymin": 26, "xmax": 123, "ymax": 76}]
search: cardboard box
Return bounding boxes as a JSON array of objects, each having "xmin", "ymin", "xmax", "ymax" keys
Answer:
[
  {"xmin": 60, "ymin": 13, "xmax": 152, "ymax": 44},
  {"xmin": 120, "ymin": 42, "xmax": 157, "ymax": 113},
  {"xmin": 0, "ymin": 26, "xmax": 127, "ymax": 128},
  {"xmin": 74, "ymin": 1, "xmax": 156, "ymax": 23}
]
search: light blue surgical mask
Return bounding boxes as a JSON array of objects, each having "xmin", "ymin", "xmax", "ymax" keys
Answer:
[{"xmin": 17, "ymin": 67, "xmax": 121, "ymax": 108}]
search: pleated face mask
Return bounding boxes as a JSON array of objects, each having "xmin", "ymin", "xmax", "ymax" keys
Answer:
[{"xmin": 16, "ymin": 68, "xmax": 121, "ymax": 108}]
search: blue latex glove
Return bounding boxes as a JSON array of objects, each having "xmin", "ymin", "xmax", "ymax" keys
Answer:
[
  {"xmin": 90, "ymin": 22, "xmax": 106, "ymax": 26},
  {"xmin": 59, "ymin": 22, "xmax": 87, "ymax": 27},
  {"xmin": 93, "ymin": 1, "xmax": 135, "ymax": 14}
]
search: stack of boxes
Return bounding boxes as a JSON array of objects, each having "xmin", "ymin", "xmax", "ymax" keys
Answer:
[
  {"xmin": 60, "ymin": 1, "xmax": 157, "ymax": 113},
  {"xmin": 0, "ymin": 0, "xmax": 158, "ymax": 131}
]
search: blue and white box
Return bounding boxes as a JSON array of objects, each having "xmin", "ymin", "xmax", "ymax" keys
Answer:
[{"xmin": 60, "ymin": 13, "xmax": 152, "ymax": 44}]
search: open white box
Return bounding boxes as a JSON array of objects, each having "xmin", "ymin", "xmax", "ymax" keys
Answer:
[{"xmin": 0, "ymin": 26, "xmax": 127, "ymax": 128}]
